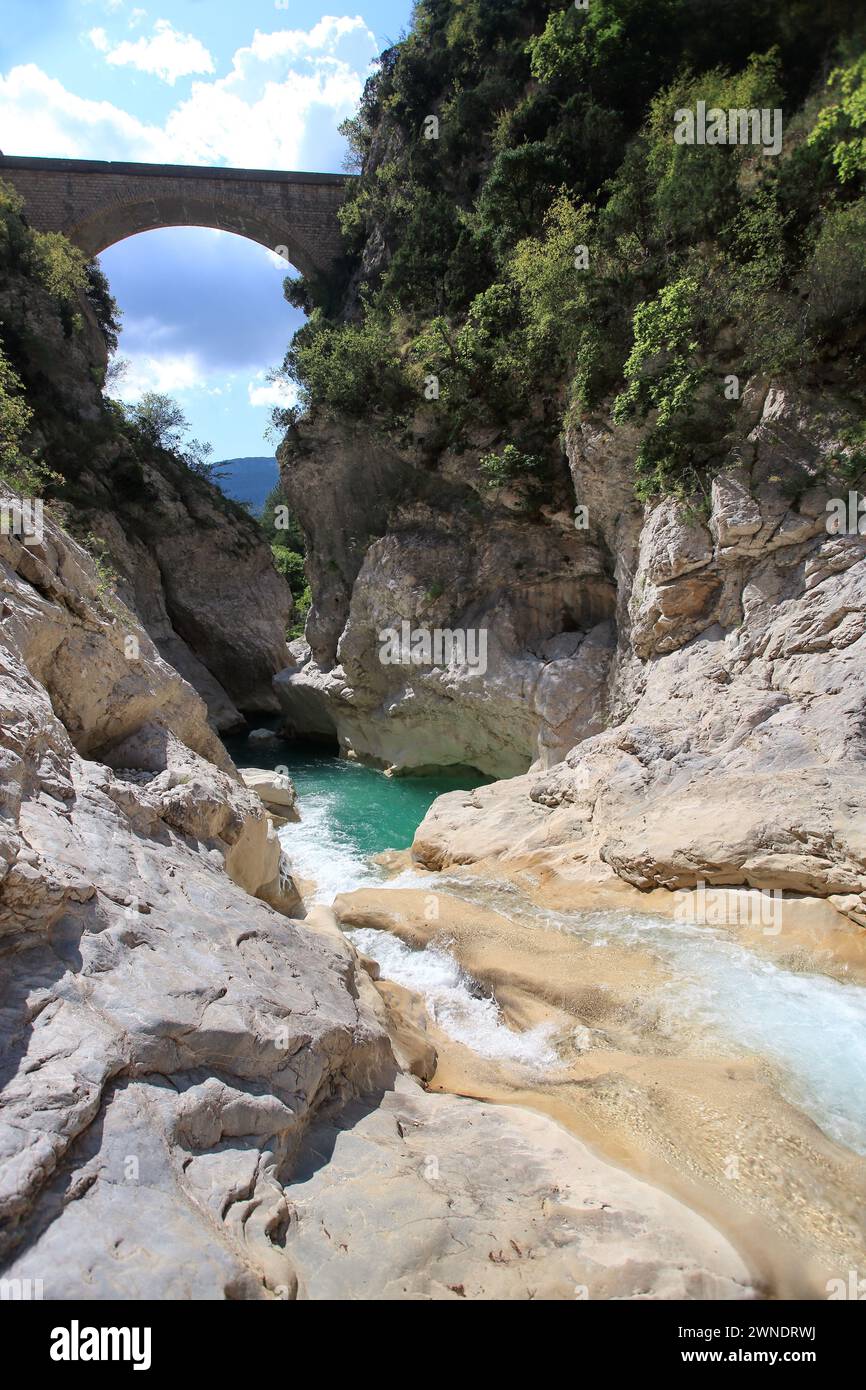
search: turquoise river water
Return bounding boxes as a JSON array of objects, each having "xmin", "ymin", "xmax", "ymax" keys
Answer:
[{"xmin": 224, "ymin": 730, "xmax": 866, "ymax": 1156}]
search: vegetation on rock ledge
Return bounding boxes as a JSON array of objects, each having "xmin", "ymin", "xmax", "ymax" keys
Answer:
[{"xmin": 279, "ymin": 0, "xmax": 866, "ymax": 501}]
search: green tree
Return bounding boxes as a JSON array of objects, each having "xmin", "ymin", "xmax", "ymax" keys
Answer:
[
  {"xmin": 0, "ymin": 344, "xmax": 34, "ymax": 488},
  {"xmin": 85, "ymin": 261, "xmax": 122, "ymax": 355},
  {"xmin": 809, "ymin": 53, "xmax": 866, "ymax": 187},
  {"xmin": 120, "ymin": 393, "xmax": 214, "ymax": 475},
  {"xmin": 284, "ymin": 308, "xmax": 411, "ymax": 421},
  {"xmin": 260, "ymin": 481, "xmax": 306, "ymax": 551},
  {"xmin": 802, "ymin": 198, "xmax": 866, "ymax": 336},
  {"xmin": 124, "ymin": 392, "xmax": 188, "ymax": 450}
]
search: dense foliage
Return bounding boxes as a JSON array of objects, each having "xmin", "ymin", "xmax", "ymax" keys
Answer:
[
  {"xmin": 0, "ymin": 178, "xmax": 123, "ymax": 493},
  {"xmin": 281, "ymin": 0, "xmax": 866, "ymax": 499},
  {"xmin": 0, "ymin": 181, "xmax": 237, "ymax": 519},
  {"xmin": 260, "ymin": 480, "xmax": 310, "ymax": 639},
  {"xmin": 0, "ymin": 344, "xmax": 36, "ymax": 491}
]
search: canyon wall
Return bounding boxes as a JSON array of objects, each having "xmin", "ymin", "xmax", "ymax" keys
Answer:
[
  {"xmin": 277, "ymin": 372, "xmax": 866, "ymax": 925},
  {"xmin": 412, "ymin": 383, "xmax": 866, "ymax": 925},
  {"xmin": 0, "ymin": 219, "xmax": 292, "ymax": 731},
  {"xmin": 0, "ymin": 505, "xmax": 757, "ymax": 1299},
  {"xmin": 269, "ymin": 0, "xmax": 866, "ymax": 919},
  {"xmin": 276, "ymin": 416, "xmax": 615, "ymax": 776}
]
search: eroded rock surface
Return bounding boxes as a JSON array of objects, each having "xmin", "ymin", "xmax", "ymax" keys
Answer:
[
  {"xmin": 413, "ymin": 388, "xmax": 866, "ymax": 925},
  {"xmin": 277, "ymin": 418, "xmax": 615, "ymax": 776},
  {"xmin": 239, "ymin": 766, "xmax": 300, "ymax": 821},
  {"xmin": 0, "ymin": 507, "xmax": 757, "ymax": 1299},
  {"xmin": 282, "ymin": 1077, "xmax": 755, "ymax": 1301},
  {"xmin": 333, "ymin": 887, "xmax": 866, "ymax": 1294},
  {"xmin": 93, "ymin": 494, "xmax": 292, "ymax": 728}
]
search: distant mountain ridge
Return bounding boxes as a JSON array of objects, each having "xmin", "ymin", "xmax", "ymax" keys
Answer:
[{"xmin": 213, "ymin": 456, "xmax": 278, "ymax": 513}]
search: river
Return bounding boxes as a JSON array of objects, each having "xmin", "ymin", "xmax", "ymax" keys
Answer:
[{"xmin": 226, "ymin": 730, "xmax": 866, "ymax": 1159}]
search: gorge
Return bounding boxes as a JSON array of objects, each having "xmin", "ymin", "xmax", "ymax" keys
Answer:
[{"xmin": 1, "ymin": 0, "xmax": 866, "ymax": 1312}]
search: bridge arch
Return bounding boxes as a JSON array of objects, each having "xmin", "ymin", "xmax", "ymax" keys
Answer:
[
  {"xmin": 0, "ymin": 155, "xmax": 350, "ymax": 281},
  {"xmin": 69, "ymin": 194, "xmax": 315, "ymax": 276}
]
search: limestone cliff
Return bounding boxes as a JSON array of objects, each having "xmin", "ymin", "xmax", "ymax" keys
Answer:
[
  {"xmin": 272, "ymin": 0, "xmax": 866, "ymax": 916},
  {"xmin": 273, "ymin": 239, "xmax": 866, "ymax": 930},
  {"xmin": 413, "ymin": 384, "xmax": 866, "ymax": 928},
  {"xmin": 276, "ymin": 415, "xmax": 614, "ymax": 776},
  {"xmin": 0, "ymin": 194, "xmax": 292, "ymax": 731},
  {"xmin": 0, "ymin": 507, "xmax": 757, "ymax": 1298}
]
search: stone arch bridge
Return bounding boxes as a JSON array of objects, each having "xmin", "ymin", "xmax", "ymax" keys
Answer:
[{"xmin": 0, "ymin": 154, "xmax": 351, "ymax": 279}]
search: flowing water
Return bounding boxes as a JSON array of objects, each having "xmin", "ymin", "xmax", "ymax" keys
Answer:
[
  {"xmin": 431, "ymin": 877, "xmax": 866, "ymax": 1153},
  {"xmin": 224, "ymin": 732, "xmax": 491, "ymax": 901},
  {"xmin": 347, "ymin": 925, "xmax": 564, "ymax": 1068},
  {"xmin": 226, "ymin": 732, "xmax": 866, "ymax": 1155}
]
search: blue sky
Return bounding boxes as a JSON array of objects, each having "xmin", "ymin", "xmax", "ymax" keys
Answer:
[{"xmin": 0, "ymin": 0, "xmax": 414, "ymax": 458}]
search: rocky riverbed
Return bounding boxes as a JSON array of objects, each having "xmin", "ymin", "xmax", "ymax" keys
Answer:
[
  {"xmin": 0, "ymin": 509, "xmax": 765, "ymax": 1299},
  {"xmin": 331, "ymin": 877, "xmax": 866, "ymax": 1299}
]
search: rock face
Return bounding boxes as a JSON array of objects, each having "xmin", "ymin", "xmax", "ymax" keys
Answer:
[
  {"xmin": 92, "ymin": 489, "xmax": 292, "ymax": 728},
  {"xmin": 0, "ymin": 509, "xmax": 300, "ymax": 923},
  {"xmin": 0, "ymin": 502, "xmax": 758, "ymax": 1299},
  {"xmin": 408, "ymin": 386, "xmax": 866, "ymax": 922},
  {"xmin": 282, "ymin": 1075, "xmax": 755, "ymax": 1301},
  {"xmin": 278, "ymin": 383, "xmax": 866, "ymax": 920},
  {"xmin": 239, "ymin": 766, "xmax": 299, "ymax": 821},
  {"xmin": 276, "ymin": 417, "xmax": 615, "ymax": 777},
  {"xmin": 0, "ymin": 248, "xmax": 292, "ymax": 733},
  {"xmin": 332, "ymin": 887, "xmax": 866, "ymax": 1292},
  {"xmin": 277, "ymin": 386, "xmax": 866, "ymax": 903}
]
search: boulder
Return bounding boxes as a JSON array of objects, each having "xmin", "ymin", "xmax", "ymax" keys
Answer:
[
  {"xmin": 239, "ymin": 766, "xmax": 300, "ymax": 821},
  {"xmin": 247, "ymin": 727, "xmax": 281, "ymax": 747}
]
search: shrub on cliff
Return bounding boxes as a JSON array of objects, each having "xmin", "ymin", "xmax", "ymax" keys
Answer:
[
  {"xmin": 286, "ymin": 308, "xmax": 412, "ymax": 421},
  {"xmin": 802, "ymin": 198, "xmax": 866, "ymax": 337},
  {"xmin": 119, "ymin": 392, "xmax": 214, "ymax": 476},
  {"xmin": 0, "ymin": 345, "xmax": 36, "ymax": 490},
  {"xmin": 0, "ymin": 177, "xmax": 123, "ymax": 493},
  {"xmin": 808, "ymin": 51, "xmax": 866, "ymax": 188},
  {"xmin": 281, "ymin": 0, "xmax": 866, "ymax": 501},
  {"xmin": 0, "ymin": 180, "xmax": 120, "ymax": 344}
]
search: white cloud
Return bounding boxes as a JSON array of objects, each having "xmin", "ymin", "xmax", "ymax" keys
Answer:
[
  {"xmin": 88, "ymin": 18, "xmax": 214, "ymax": 85},
  {"xmin": 158, "ymin": 16, "xmax": 376, "ymax": 167},
  {"xmin": 112, "ymin": 351, "xmax": 209, "ymax": 400},
  {"xmin": 0, "ymin": 64, "xmax": 166, "ymax": 160},
  {"xmin": 1, "ymin": 17, "xmax": 377, "ymax": 168},
  {"xmin": 241, "ymin": 17, "xmax": 374, "ymax": 68},
  {"xmin": 248, "ymin": 374, "xmax": 297, "ymax": 409}
]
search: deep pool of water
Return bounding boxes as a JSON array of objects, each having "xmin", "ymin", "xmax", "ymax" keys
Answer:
[{"xmin": 223, "ymin": 731, "xmax": 490, "ymax": 902}]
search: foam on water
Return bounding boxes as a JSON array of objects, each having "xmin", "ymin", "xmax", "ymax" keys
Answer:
[
  {"xmin": 275, "ymin": 762, "xmax": 866, "ymax": 1154},
  {"xmin": 278, "ymin": 795, "xmax": 384, "ymax": 903},
  {"xmin": 347, "ymin": 926, "xmax": 562, "ymax": 1070},
  {"xmin": 620, "ymin": 913, "xmax": 866, "ymax": 1155},
  {"xmin": 432, "ymin": 878, "xmax": 866, "ymax": 1154}
]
